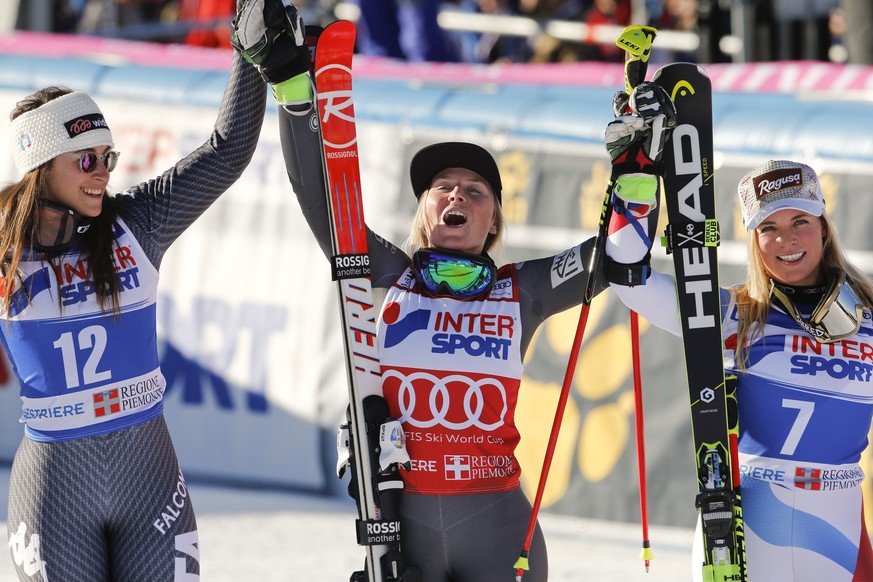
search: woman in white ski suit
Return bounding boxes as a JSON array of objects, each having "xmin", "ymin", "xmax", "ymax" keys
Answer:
[{"xmin": 606, "ymin": 157, "xmax": 873, "ymax": 582}]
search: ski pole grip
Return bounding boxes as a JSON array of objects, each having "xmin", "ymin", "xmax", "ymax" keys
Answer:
[{"xmin": 616, "ymin": 25, "xmax": 658, "ymax": 92}]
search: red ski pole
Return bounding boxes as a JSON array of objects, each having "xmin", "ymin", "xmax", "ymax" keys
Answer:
[
  {"xmin": 631, "ymin": 310, "xmax": 654, "ymax": 572},
  {"xmin": 513, "ymin": 24, "xmax": 658, "ymax": 582}
]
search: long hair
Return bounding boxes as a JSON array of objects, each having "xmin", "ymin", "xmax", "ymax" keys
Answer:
[
  {"xmin": 732, "ymin": 213, "xmax": 873, "ymax": 369},
  {"xmin": 1, "ymin": 86, "xmax": 120, "ymax": 316},
  {"xmin": 403, "ymin": 189, "xmax": 506, "ymax": 261}
]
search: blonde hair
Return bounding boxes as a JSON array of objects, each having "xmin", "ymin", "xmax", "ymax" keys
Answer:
[
  {"xmin": 403, "ymin": 190, "xmax": 506, "ymax": 260},
  {"xmin": 732, "ymin": 213, "xmax": 873, "ymax": 369}
]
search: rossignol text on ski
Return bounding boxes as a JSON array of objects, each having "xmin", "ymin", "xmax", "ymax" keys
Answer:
[{"xmin": 311, "ymin": 20, "xmax": 418, "ymax": 582}]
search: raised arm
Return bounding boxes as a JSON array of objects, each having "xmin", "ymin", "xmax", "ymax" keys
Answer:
[
  {"xmin": 277, "ymin": 101, "xmax": 336, "ymax": 261},
  {"xmin": 232, "ymin": 1, "xmax": 410, "ymax": 286},
  {"xmin": 603, "ymin": 81, "xmax": 681, "ymax": 337},
  {"xmin": 114, "ymin": 48, "xmax": 267, "ymax": 268},
  {"xmin": 276, "ymin": 87, "xmax": 410, "ymax": 288}
]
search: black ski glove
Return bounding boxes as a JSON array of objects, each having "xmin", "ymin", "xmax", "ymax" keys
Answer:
[
  {"xmin": 231, "ymin": 0, "xmax": 309, "ymax": 84},
  {"xmin": 608, "ymin": 81, "xmax": 677, "ymax": 175},
  {"xmin": 613, "ymin": 82, "xmax": 676, "ymax": 124}
]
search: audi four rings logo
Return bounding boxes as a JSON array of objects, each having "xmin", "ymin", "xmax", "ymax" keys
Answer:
[{"xmin": 384, "ymin": 370, "xmax": 508, "ymax": 431}]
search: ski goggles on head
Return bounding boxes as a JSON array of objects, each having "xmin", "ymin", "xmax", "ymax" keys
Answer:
[
  {"xmin": 412, "ymin": 248, "xmax": 496, "ymax": 299},
  {"xmin": 61, "ymin": 150, "xmax": 120, "ymax": 174},
  {"xmin": 34, "ymin": 198, "xmax": 93, "ymax": 253},
  {"xmin": 770, "ymin": 273, "xmax": 865, "ymax": 343}
]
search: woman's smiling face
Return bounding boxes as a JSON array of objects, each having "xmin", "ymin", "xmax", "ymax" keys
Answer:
[
  {"xmin": 423, "ymin": 167, "xmax": 497, "ymax": 255},
  {"xmin": 755, "ymin": 208, "xmax": 826, "ymax": 286},
  {"xmin": 44, "ymin": 146, "xmax": 112, "ymax": 218}
]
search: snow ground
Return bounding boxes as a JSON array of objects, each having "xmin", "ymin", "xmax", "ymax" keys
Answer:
[{"xmin": 0, "ymin": 466, "xmax": 694, "ymax": 581}]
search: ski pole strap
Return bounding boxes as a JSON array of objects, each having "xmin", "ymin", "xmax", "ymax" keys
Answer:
[
  {"xmin": 661, "ymin": 219, "xmax": 720, "ymax": 255},
  {"xmin": 605, "ymin": 253, "xmax": 651, "ymax": 287},
  {"xmin": 611, "ymin": 188, "xmax": 654, "ymax": 245}
]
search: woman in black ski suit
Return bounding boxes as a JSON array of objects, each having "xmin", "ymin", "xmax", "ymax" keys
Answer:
[
  {"xmin": 234, "ymin": 1, "xmax": 668, "ymax": 580},
  {"xmin": 0, "ymin": 9, "xmax": 281, "ymax": 580}
]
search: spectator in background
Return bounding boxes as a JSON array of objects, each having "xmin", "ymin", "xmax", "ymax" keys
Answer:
[
  {"xmin": 525, "ymin": 0, "xmax": 589, "ymax": 63},
  {"xmin": 520, "ymin": 0, "xmax": 586, "ymax": 23},
  {"xmin": 178, "ymin": 0, "xmax": 235, "ymax": 48},
  {"xmin": 582, "ymin": 0, "xmax": 630, "ymax": 61},
  {"xmin": 53, "ymin": 0, "xmax": 82, "ymax": 32},
  {"xmin": 841, "ymin": 0, "xmax": 873, "ymax": 64},
  {"xmin": 649, "ymin": 0, "xmax": 698, "ymax": 63},
  {"xmin": 829, "ymin": 5, "xmax": 849, "ymax": 62},
  {"xmin": 77, "ymin": 0, "xmax": 123, "ymax": 32},
  {"xmin": 450, "ymin": 0, "xmax": 534, "ymax": 63},
  {"xmin": 77, "ymin": 0, "xmax": 169, "ymax": 34},
  {"xmin": 694, "ymin": 0, "xmax": 731, "ymax": 62},
  {"xmin": 353, "ymin": 0, "xmax": 458, "ymax": 61}
]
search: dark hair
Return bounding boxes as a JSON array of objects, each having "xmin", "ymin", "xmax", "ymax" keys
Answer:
[
  {"xmin": 2, "ymin": 86, "xmax": 120, "ymax": 316},
  {"xmin": 10, "ymin": 86, "xmax": 73, "ymax": 121}
]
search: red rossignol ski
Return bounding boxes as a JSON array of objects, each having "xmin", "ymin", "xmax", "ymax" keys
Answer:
[{"xmin": 311, "ymin": 20, "xmax": 417, "ymax": 582}]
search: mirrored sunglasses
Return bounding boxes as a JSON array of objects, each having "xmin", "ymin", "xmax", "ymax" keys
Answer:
[
  {"xmin": 63, "ymin": 150, "xmax": 120, "ymax": 174},
  {"xmin": 771, "ymin": 273, "xmax": 865, "ymax": 343},
  {"xmin": 412, "ymin": 248, "xmax": 496, "ymax": 299},
  {"xmin": 810, "ymin": 275, "xmax": 864, "ymax": 340}
]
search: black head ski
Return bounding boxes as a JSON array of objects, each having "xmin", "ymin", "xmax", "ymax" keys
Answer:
[{"xmin": 653, "ymin": 63, "xmax": 747, "ymax": 582}]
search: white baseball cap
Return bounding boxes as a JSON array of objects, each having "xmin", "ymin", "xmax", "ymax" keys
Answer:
[{"xmin": 737, "ymin": 160, "xmax": 825, "ymax": 230}]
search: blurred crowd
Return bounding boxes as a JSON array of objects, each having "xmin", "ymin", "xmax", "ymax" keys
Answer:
[
  {"xmin": 48, "ymin": 0, "xmax": 237, "ymax": 47},
  {"xmin": 32, "ymin": 0, "xmax": 873, "ymax": 65}
]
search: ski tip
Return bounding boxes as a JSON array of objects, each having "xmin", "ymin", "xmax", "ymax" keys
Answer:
[
  {"xmin": 326, "ymin": 19, "xmax": 356, "ymax": 38},
  {"xmin": 652, "ymin": 62, "xmax": 712, "ymax": 83}
]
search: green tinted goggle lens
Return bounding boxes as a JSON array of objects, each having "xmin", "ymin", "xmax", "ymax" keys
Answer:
[{"xmin": 413, "ymin": 249, "xmax": 495, "ymax": 298}]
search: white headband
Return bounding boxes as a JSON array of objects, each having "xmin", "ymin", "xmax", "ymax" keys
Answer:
[{"xmin": 9, "ymin": 91, "xmax": 114, "ymax": 175}]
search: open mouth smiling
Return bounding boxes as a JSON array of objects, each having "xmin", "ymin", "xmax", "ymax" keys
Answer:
[
  {"xmin": 779, "ymin": 251, "xmax": 804, "ymax": 263},
  {"xmin": 443, "ymin": 209, "xmax": 467, "ymax": 226}
]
